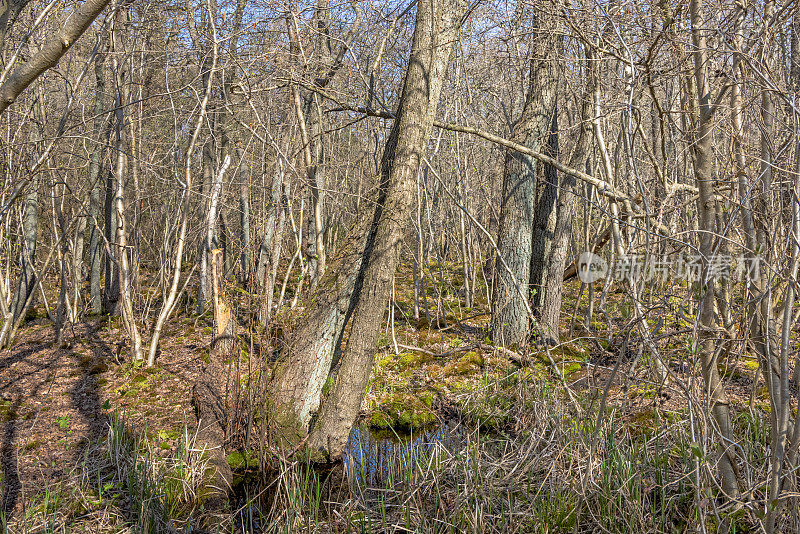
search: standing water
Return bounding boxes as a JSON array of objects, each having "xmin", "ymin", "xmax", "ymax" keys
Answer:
[
  {"xmin": 233, "ymin": 421, "xmax": 465, "ymax": 532},
  {"xmin": 343, "ymin": 420, "xmax": 465, "ymax": 491}
]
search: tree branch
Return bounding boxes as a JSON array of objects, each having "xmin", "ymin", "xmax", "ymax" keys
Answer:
[{"xmin": 0, "ymin": 0, "xmax": 111, "ymax": 116}]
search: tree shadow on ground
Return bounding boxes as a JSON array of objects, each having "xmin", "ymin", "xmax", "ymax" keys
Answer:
[
  {"xmin": 0, "ymin": 337, "xmax": 63, "ymax": 522},
  {"xmin": 1, "ymin": 395, "xmax": 22, "ymax": 520}
]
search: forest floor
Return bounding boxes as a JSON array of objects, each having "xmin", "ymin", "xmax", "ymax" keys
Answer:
[{"xmin": 0, "ymin": 261, "xmax": 770, "ymax": 532}]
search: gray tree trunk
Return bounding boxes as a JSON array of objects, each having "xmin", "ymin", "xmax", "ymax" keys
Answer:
[
  {"xmin": 255, "ymin": 161, "xmax": 283, "ymax": 289},
  {"xmin": 306, "ymin": 0, "xmax": 469, "ymax": 461},
  {"xmin": 538, "ymin": 71, "xmax": 593, "ymax": 345},
  {"xmin": 87, "ymin": 49, "xmax": 106, "ymax": 315},
  {"xmin": 491, "ymin": 32, "xmax": 558, "ymax": 348},
  {"xmin": 10, "ymin": 178, "xmax": 38, "ymax": 324},
  {"xmin": 530, "ymin": 111, "xmax": 559, "ymax": 312},
  {"xmin": 268, "ymin": 209, "xmax": 372, "ymax": 442},
  {"xmin": 689, "ymin": 0, "xmax": 740, "ymax": 498}
]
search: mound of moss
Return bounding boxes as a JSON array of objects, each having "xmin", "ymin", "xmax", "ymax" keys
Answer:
[{"xmin": 369, "ymin": 391, "xmax": 437, "ymax": 432}]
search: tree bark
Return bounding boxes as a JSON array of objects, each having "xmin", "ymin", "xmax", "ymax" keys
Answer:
[
  {"xmin": 238, "ymin": 149, "xmax": 250, "ymax": 286},
  {"xmin": 689, "ymin": 0, "xmax": 740, "ymax": 498},
  {"xmin": 538, "ymin": 61, "xmax": 593, "ymax": 345},
  {"xmin": 103, "ymin": 168, "xmax": 119, "ymax": 315},
  {"xmin": 255, "ymin": 157, "xmax": 286, "ymax": 325},
  {"xmin": 87, "ymin": 49, "xmax": 106, "ymax": 315},
  {"xmin": 208, "ymin": 156, "xmax": 234, "ymax": 358},
  {"xmin": 111, "ymin": 32, "xmax": 142, "ymax": 360},
  {"xmin": 305, "ymin": 0, "xmax": 469, "ymax": 461},
  {"xmin": 491, "ymin": 24, "xmax": 558, "ymax": 348},
  {"xmin": 196, "ymin": 140, "xmax": 215, "ymax": 315},
  {"xmin": 10, "ymin": 177, "xmax": 37, "ymax": 324},
  {"xmin": 267, "ymin": 215, "xmax": 370, "ymax": 443},
  {"xmin": 530, "ymin": 109, "xmax": 559, "ymax": 313},
  {"xmin": 0, "ymin": 0, "xmax": 112, "ymax": 117}
]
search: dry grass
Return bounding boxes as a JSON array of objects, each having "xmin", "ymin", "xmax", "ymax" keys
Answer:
[{"xmin": 0, "ymin": 264, "xmax": 790, "ymax": 533}]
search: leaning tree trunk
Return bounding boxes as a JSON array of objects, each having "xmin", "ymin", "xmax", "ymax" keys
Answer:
[
  {"xmin": 490, "ymin": 26, "xmax": 558, "ymax": 348},
  {"xmin": 305, "ymin": 0, "xmax": 469, "ymax": 461},
  {"xmin": 0, "ymin": 0, "xmax": 112, "ymax": 117},
  {"xmin": 267, "ymin": 214, "xmax": 371, "ymax": 444}
]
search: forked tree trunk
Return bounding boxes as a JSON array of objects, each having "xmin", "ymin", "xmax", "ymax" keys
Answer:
[
  {"xmin": 113, "ymin": 98, "xmax": 142, "ymax": 360},
  {"xmin": 287, "ymin": 0, "xmax": 361, "ymax": 290},
  {"xmin": 538, "ymin": 59, "xmax": 593, "ymax": 345},
  {"xmin": 491, "ymin": 22, "xmax": 558, "ymax": 348},
  {"xmin": 305, "ymin": 0, "xmax": 469, "ymax": 461},
  {"xmin": 267, "ymin": 215, "xmax": 371, "ymax": 442}
]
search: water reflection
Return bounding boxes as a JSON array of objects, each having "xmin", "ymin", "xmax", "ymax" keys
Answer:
[
  {"xmin": 232, "ymin": 421, "xmax": 465, "ymax": 532},
  {"xmin": 343, "ymin": 421, "xmax": 464, "ymax": 491}
]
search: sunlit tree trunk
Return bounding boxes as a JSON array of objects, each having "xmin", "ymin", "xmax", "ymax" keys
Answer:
[
  {"xmin": 688, "ymin": 0, "xmax": 739, "ymax": 498},
  {"xmin": 491, "ymin": 20, "xmax": 558, "ymax": 348},
  {"xmin": 111, "ymin": 19, "xmax": 142, "ymax": 360},
  {"xmin": 306, "ymin": 0, "xmax": 470, "ymax": 460},
  {"xmin": 10, "ymin": 177, "xmax": 37, "ymax": 324},
  {"xmin": 208, "ymin": 155, "xmax": 234, "ymax": 358},
  {"xmin": 238, "ymin": 149, "xmax": 250, "ymax": 286},
  {"xmin": 87, "ymin": 48, "xmax": 106, "ymax": 315},
  {"xmin": 538, "ymin": 59, "xmax": 593, "ymax": 345}
]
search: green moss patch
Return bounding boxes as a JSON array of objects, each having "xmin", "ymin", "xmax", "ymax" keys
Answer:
[
  {"xmin": 443, "ymin": 351, "xmax": 484, "ymax": 376},
  {"xmin": 368, "ymin": 392, "xmax": 437, "ymax": 432},
  {"xmin": 226, "ymin": 449, "xmax": 259, "ymax": 470}
]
